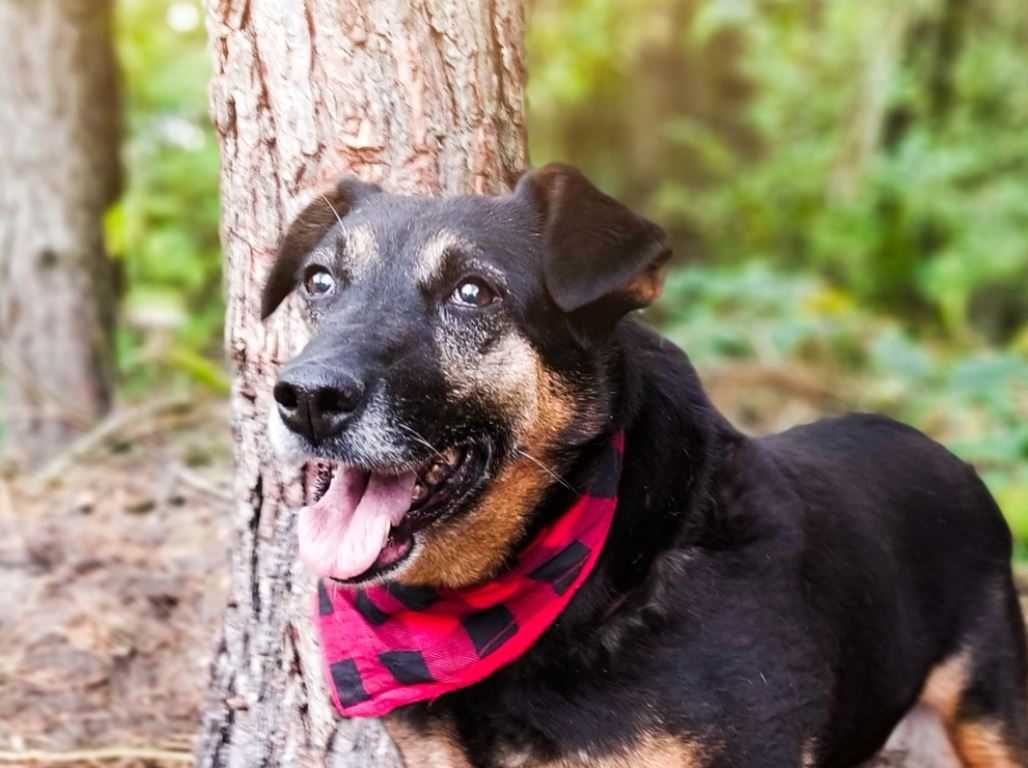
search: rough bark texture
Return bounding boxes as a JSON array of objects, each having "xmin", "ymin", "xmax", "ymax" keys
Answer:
[
  {"xmin": 0, "ymin": 0, "xmax": 120, "ymax": 467},
  {"xmin": 197, "ymin": 2, "xmax": 526, "ymax": 765}
]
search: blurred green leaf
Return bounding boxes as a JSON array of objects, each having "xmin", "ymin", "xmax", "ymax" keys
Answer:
[{"xmin": 111, "ymin": 0, "xmax": 222, "ymax": 388}]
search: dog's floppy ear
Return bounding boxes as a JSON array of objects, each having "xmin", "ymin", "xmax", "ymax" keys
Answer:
[
  {"xmin": 260, "ymin": 177, "xmax": 382, "ymax": 319},
  {"xmin": 515, "ymin": 163, "xmax": 670, "ymax": 321}
]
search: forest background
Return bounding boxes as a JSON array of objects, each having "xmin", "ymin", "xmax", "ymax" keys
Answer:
[
  {"xmin": 1, "ymin": 0, "xmax": 1027, "ymax": 762},
  {"xmin": 94, "ymin": 0, "xmax": 1028, "ymax": 550}
]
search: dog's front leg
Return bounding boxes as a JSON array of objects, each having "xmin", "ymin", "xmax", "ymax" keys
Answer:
[{"xmin": 384, "ymin": 714, "xmax": 474, "ymax": 768}]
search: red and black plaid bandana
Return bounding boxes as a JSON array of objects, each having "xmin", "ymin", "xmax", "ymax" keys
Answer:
[{"xmin": 314, "ymin": 432, "xmax": 624, "ymax": 718}]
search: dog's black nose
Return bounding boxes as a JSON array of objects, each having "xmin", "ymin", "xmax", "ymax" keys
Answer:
[{"xmin": 273, "ymin": 366, "xmax": 365, "ymax": 442}]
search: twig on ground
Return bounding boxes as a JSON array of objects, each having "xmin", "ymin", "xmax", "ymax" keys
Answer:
[
  {"xmin": 28, "ymin": 396, "xmax": 194, "ymax": 490},
  {"xmin": 0, "ymin": 746, "xmax": 192, "ymax": 764},
  {"xmin": 173, "ymin": 465, "xmax": 234, "ymax": 505}
]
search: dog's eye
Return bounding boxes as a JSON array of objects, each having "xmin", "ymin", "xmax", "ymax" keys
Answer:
[
  {"xmin": 303, "ymin": 266, "xmax": 336, "ymax": 298},
  {"xmin": 451, "ymin": 278, "xmax": 496, "ymax": 308}
]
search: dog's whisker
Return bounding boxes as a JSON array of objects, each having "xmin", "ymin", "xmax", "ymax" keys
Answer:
[
  {"xmin": 514, "ymin": 447, "xmax": 576, "ymax": 492},
  {"xmin": 396, "ymin": 423, "xmax": 448, "ymax": 462},
  {"xmin": 319, "ymin": 192, "xmax": 346, "ymax": 230}
]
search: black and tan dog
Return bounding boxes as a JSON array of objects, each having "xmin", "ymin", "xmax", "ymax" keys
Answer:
[{"xmin": 263, "ymin": 164, "xmax": 1028, "ymax": 767}]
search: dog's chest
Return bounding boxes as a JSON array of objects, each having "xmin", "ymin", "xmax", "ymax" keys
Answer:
[
  {"xmin": 491, "ymin": 742, "xmax": 699, "ymax": 768},
  {"xmin": 386, "ymin": 716, "xmax": 704, "ymax": 768}
]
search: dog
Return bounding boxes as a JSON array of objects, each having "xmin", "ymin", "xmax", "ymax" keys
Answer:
[{"xmin": 262, "ymin": 164, "xmax": 1028, "ymax": 767}]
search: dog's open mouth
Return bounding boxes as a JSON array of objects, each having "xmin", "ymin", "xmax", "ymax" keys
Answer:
[{"xmin": 298, "ymin": 442, "xmax": 486, "ymax": 584}]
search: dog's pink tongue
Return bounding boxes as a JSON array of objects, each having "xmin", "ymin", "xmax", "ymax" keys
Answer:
[{"xmin": 298, "ymin": 468, "xmax": 416, "ymax": 581}]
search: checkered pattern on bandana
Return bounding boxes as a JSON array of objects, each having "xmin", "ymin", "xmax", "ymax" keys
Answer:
[{"xmin": 315, "ymin": 432, "xmax": 624, "ymax": 718}]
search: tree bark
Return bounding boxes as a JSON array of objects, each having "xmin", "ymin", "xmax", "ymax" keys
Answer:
[
  {"xmin": 197, "ymin": 2, "xmax": 526, "ymax": 765},
  {"xmin": 0, "ymin": 0, "xmax": 120, "ymax": 468}
]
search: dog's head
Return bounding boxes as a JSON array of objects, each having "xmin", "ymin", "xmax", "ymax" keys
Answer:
[{"xmin": 264, "ymin": 164, "xmax": 669, "ymax": 588}]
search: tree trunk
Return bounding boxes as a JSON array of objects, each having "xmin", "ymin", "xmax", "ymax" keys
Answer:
[
  {"xmin": 197, "ymin": 1, "xmax": 526, "ymax": 765},
  {"xmin": 829, "ymin": 2, "xmax": 917, "ymax": 202},
  {"xmin": 0, "ymin": 0, "xmax": 120, "ymax": 468}
]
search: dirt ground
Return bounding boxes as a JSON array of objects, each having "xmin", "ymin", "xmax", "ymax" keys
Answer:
[
  {"xmin": 0, "ymin": 398, "xmax": 233, "ymax": 767},
  {"xmin": 0, "ymin": 374, "xmax": 1024, "ymax": 767}
]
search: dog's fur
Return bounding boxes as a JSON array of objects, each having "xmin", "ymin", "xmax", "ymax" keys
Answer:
[{"xmin": 264, "ymin": 164, "xmax": 1028, "ymax": 767}]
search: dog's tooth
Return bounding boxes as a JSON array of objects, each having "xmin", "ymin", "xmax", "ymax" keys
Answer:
[
  {"xmin": 423, "ymin": 462, "xmax": 447, "ymax": 486},
  {"xmin": 411, "ymin": 481, "xmax": 427, "ymax": 503}
]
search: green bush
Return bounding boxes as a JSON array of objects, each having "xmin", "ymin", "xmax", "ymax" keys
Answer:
[
  {"xmin": 107, "ymin": 0, "xmax": 223, "ymax": 392},
  {"xmin": 529, "ymin": 0, "xmax": 1028, "ymax": 344},
  {"xmin": 659, "ymin": 263, "xmax": 1028, "ymax": 550}
]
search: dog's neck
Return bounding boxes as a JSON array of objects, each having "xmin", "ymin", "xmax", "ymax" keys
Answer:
[
  {"xmin": 601, "ymin": 323, "xmax": 731, "ymax": 583},
  {"xmin": 514, "ymin": 320, "xmax": 738, "ymax": 663},
  {"xmin": 398, "ymin": 320, "xmax": 739, "ymax": 749}
]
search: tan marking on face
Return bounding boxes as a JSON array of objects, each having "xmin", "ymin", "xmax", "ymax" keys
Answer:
[
  {"xmin": 952, "ymin": 720, "xmax": 1022, "ymax": 768},
  {"xmin": 341, "ymin": 222, "xmax": 379, "ymax": 279},
  {"xmin": 399, "ymin": 343, "xmax": 579, "ymax": 587},
  {"xmin": 385, "ymin": 714, "xmax": 472, "ymax": 768},
  {"xmin": 435, "ymin": 326, "xmax": 541, "ymax": 427},
  {"xmin": 415, "ymin": 229, "xmax": 472, "ymax": 286}
]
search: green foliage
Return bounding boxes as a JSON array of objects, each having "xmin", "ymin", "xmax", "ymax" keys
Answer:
[
  {"xmin": 107, "ymin": 0, "xmax": 222, "ymax": 392},
  {"xmin": 659, "ymin": 263, "xmax": 1028, "ymax": 545},
  {"xmin": 529, "ymin": 0, "xmax": 1028, "ymax": 343}
]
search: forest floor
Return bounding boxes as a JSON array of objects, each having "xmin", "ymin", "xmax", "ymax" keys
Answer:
[
  {"xmin": 0, "ymin": 372, "xmax": 1025, "ymax": 767},
  {"xmin": 0, "ymin": 398, "xmax": 232, "ymax": 768}
]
